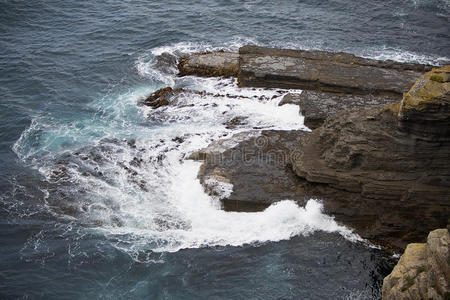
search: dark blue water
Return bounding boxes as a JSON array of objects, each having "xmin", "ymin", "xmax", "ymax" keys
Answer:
[{"xmin": 1, "ymin": 1, "xmax": 449, "ymax": 299}]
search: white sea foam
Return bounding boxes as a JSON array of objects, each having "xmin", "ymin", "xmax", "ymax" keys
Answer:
[
  {"xmin": 150, "ymin": 37, "xmax": 258, "ymax": 56},
  {"xmin": 101, "ymin": 160, "xmax": 361, "ymax": 253},
  {"xmin": 358, "ymin": 46, "xmax": 449, "ymax": 66},
  {"xmin": 136, "ymin": 37, "xmax": 258, "ymax": 86}
]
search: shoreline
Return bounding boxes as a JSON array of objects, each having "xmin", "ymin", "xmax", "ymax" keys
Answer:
[
  {"xmin": 145, "ymin": 45, "xmax": 448, "ymax": 249},
  {"xmin": 143, "ymin": 44, "xmax": 450, "ymax": 298}
]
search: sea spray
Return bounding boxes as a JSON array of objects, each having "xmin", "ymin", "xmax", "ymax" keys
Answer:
[{"xmin": 11, "ymin": 46, "xmax": 361, "ymax": 256}]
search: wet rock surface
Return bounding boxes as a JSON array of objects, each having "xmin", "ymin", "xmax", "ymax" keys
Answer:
[
  {"xmin": 280, "ymin": 91, "xmax": 397, "ymax": 129},
  {"xmin": 190, "ymin": 130, "xmax": 408, "ymax": 248},
  {"xmin": 291, "ymin": 66, "xmax": 450, "ymax": 247},
  {"xmin": 382, "ymin": 228, "xmax": 449, "ymax": 300},
  {"xmin": 190, "ymin": 130, "xmax": 309, "ymax": 211},
  {"xmin": 140, "ymin": 87, "xmax": 184, "ymax": 109},
  {"xmin": 238, "ymin": 45, "xmax": 431, "ymax": 95},
  {"xmin": 190, "ymin": 136, "xmax": 376, "ymax": 247}
]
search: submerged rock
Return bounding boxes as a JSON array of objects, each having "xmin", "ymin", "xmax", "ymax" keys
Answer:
[
  {"xmin": 238, "ymin": 45, "xmax": 431, "ymax": 95},
  {"xmin": 280, "ymin": 91, "xmax": 397, "ymax": 129},
  {"xmin": 140, "ymin": 87, "xmax": 184, "ymax": 109},
  {"xmin": 178, "ymin": 51, "xmax": 239, "ymax": 77},
  {"xmin": 223, "ymin": 116, "xmax": 248, "ymax": 129},
  {"xmin": 277, "ymin": 92, "xmax": 302, "ymax": 106},
  {"xmin": 382, "ymin": 228, "xmax": 449, "ymax": 300},
  {"xmin": 291, "ymin": 66, "xmax": 450, "ymax": 247}
]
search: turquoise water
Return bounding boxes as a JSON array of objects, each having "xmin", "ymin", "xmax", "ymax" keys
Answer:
[{"xmin": 1, "ymin": 1, "xmax": 449, "ymax": 299}]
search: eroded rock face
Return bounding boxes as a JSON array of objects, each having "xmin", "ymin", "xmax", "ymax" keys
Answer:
[
  {"xmin": 190, "ymin": 128, "xmax": 419, "ymax": 248},
  {"xmin": 279, "ymin": 91, "xmax": 397, "ymax": 129},
  {"xmin": 190, "ymin": 130, "xmax": 310, "ymax": 211},
  {"xmin": 291, "ymin": 66, "xmax": 450, "ymax": 247},
  {"xmin": 238, "ymin": 45, "xmax": 430, "ymax": 95},
  {"xmin": 382, "ymin": 228, "xmax": 449, "ymax": 300},
  {"xmin": 178, "ymin": 51, "xmax": 239, "ymax": 77}
]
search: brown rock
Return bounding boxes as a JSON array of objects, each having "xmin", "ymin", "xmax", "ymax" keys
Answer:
[
  {"xmin": 191, "ymin": 128, "xmax": 416, "ymax": 248},
  {"xmin": 178, "ymin": 51, "xmax": 239, "ymax": 77},
  {"xmin": 279, "ymin": 91, "xmax": 397, "ymax": 129},
  {"xmin": 396, "ymin": 65, "xmax": 450, "ymax": 139},
  {"xmin": 291, "ymin": 66, "xmax": 450, "ymax": 247}
]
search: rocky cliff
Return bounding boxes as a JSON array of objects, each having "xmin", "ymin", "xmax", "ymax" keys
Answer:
[
  {"xmin": 171, "ymin": 47, "xmax": 449, "ymax": 248},
  {"xmin": 291, "ymin": 66, "xmax": 450, "ymax": 247},
  {"xmin": 382, "ymin": 228, "xmax": 449, "ymax": 300}
]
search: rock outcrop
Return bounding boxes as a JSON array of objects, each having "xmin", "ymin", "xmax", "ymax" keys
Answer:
[
  {"xmin": 178, "ymin": 51, "xmax": 239, "ymax": 77},
  {"xmin": 191, "ymin": 129, "xmax": 402, "ymax": 245},
  {"xmin": 291, "ymin": 66, "xmax": 450, "ymax": 247},
  {"xmin": 190, "ymin": 130, "xmax": 309, "ymax": 211},
  {"xmin": 238, "ymin": 45, "xmax": 431, "ymax": 95},
  {"xmin": 279, "ymin": 91, "xmax": 397, "ymax": 129},
  {"xmin": 140, "ymin": 87, "xmax": 184, "ymax": 108},
  {"xmin": 382, "ymin": 228, "xmax": 449, "ymax": 300}
]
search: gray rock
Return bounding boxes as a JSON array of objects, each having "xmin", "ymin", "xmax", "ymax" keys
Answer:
[
  {"xmin": 278, "ymin": 92, "xmax": 302, "ymax": 106},
  {"xmin": 191, "ymin": 130, "xmax": 310, "ymax": 211},
  {"xmin": 238, "ymin": 45, "xmax": 431, "ymax": 95},
  {"xmin": 279, "ymin": 91, "xmax": 398, "ymax": 129},
  {"xmin": 140, "ymin": 87, "xmax": 184, "ymax": 109}
]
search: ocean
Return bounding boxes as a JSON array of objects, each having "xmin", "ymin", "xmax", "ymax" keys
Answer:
[{"xmin": 1, "ymin": 1, "xmax": 449, "ymax": 299}]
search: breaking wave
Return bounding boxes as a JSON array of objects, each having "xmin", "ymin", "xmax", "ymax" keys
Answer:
[{"xmin": 11, "ymin": 41, "xmax": 367, "ymax": 256}]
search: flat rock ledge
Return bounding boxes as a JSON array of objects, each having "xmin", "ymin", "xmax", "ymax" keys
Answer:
[
  {"xmin": 382, "ymin": 228, "xmax": 449, "ymax": 300},
  {"xmin": 279, "ymin": 91, "xmax": 397, "ymax": 129},
  {"xmin": 238, "ymin": 45, "xmax": 431, "ymax": 96},
  {"xmin": 291, "ymin": 66, "xmax": 450, "ymax": 247},
  {"xmin": 178, "ymin": 51, "xmax": 239, "ymax": 77}
]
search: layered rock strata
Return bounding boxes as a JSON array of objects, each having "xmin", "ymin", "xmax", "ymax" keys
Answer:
[
  {"xmin": 291, "ymin": 66, "xmax": 450, "ymax": 247},
  {"xmin": 190, "ymin": 129, "xmax": 402, "ymax": 246},
  {"xmin": 178, "ymin": 46, "xmax": 432, "ymax": 129},
  {"xmin": 279, "ymin": 91, "xmax": 397, "ymax": 129},
  {"xmin": 178, "ymin": 51, "xmax": 239, "ymax": 77},
  {"xmin": 168, "ymin": 47, "xmax": 448, "ymax": 248},
  {"xmin": 238, "ymin": 45, "xmax": 431, "ymax": 95},
  {"xmin": 189, "ymin": 130, "xmax": 309, "ymax": 211}
]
